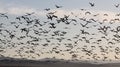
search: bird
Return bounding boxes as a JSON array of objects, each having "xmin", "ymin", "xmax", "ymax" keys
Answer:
[
  {"xmin": 64, "ymin": 15, "xmax": 69, "ymax": 19},
  {"xmin": 80, "ymin": 29, "xmax": 90, "ymax": 35},
  {"xmin": 80, "ymin": 22, "xmax": 89, "ymax": 28},
  {"xmin": 107, "ymin": 41, "xmax": 115, "ymax": 45},
  {"xmin": 49, "ymin": 23, "xmax": 56, "ymax": 28},
  {"xmin": 80, "ymin": 8, "xmax": 86, "ymax": 11},
  {"xmin": 34, "ymin": 19, "xmax": 43, "ymax": 26},
  {"xmin": 116, "ymin": 26, "xmax": 120, "ymax": 32},
  {"xmin": 103, "ymin": 19, "xmax": 108, "ymax": 23},
  {"xmin": 104, "ymin": 14, "xmax": 108, "ymax": 16},
  {"xmin": 25, "ymin": 12, "xmax": 35, "ymax": 16},
  {"xmin": 46, "ymin": 14, "xmax": 53, "ymax": 20},
  {"xmin": 44, "ymin": 8, "xmax": 50, "ymax": 11},
  {"xmin": 85, "ymin": 11, "xmax": 91, "ymax": 15},
  {"xmin": 109, "ymin": 19, "xmax": 115, "ymax": 24},
  {"xmin": 114, "ymin": 55, "xmax": 120, "ymax": 59},
  {"xmin": 0, "ymin": 13, "xmax": 8, "ymax": 19},
  {"xmin": 93, "ymin": 14, "xmax": 99, "ymax": 16},
  {"xmin": 20, "ymin": 28, "xmax": 29, "ymax": 35},
  {"xmin": 89, "ymin": 2, "xmax": 95, "ymax": 7},
  {"xmin": 98, "ymin": 26, "xmax": 111, "ymax": 36},
  {"xmin": 71, "ymin": 54, "xmax": 78, "ymax": 58},
  {"xmin": 52, "ymin": 15, "xmax": 58, "ymax": 18},
  {"xmin": 113, "ymin": 34, "xmax": 120, "ymax": 39},
  {"xmin": 115, "ymin": 4, "xmax": 120, "ymax": 8},
  {"xmin": 55, "ymin": 5, "xmax": 63, "ymax": 8},
  {"xmin": 9, "ymin": 34, "xmax": 15, "ymax": 39},
  {"xmin": 48, "ymin": 11, "xmax": 57, "ymax": 14},
  {"xmin": 16, "ymin": 16, "xmax": 21, "ymax": 21},
  {"xmin": 115, "ymin": 13, "xmax": 120, "ymax": 16},
  {"xmin": 14, "ymin": 25, "xmax": 19, "ymax": 28}
]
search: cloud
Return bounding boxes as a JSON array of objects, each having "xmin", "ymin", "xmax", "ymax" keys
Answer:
[
  {"xmin": 7, "ymin": 7, "xmax": 46, "ymax": 16},
  {"xmin": 0, "ymin": 2, "xmax": 46, "ymax": 16},
  {"xmin": 8, "ymin": 7, "xmax": 35, "ymax": 15}
]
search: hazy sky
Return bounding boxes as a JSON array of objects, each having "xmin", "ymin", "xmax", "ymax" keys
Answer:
[{"xmin": 1, "ymin": 0, "xmax": 120, "ymax": 13}]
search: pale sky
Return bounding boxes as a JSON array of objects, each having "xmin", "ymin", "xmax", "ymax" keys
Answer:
[
  {"xmin": 0, "ymin": 0, "xmax": 120, "ymax": 13},
  {"xmin": 0, "ymin": 0, "xmax": 119, "ymax": 9}
]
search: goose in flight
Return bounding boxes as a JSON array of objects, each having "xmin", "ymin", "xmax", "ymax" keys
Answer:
[
  {"xmin": 89, "ymin": 2, "xmax": 95, "ymax": 7},
  {"xmin": 114, "ymin": 4, "xmax": 119, "ymax": 8},
  {"xmin": 55, "ymin": 5, "xmax": 63, "ymax": 8},
  {"xmin": 44, "ymin": 8, "xmax": 50, "ymax": 11}
]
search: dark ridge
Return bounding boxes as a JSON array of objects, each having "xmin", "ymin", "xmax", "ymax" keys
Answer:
[{"xmin": 0, "ymin": 57, "xmax": 120, "ymax": 67}]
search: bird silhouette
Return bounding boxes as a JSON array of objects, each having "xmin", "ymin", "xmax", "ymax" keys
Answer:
[
  {"xmin": 85, "ymin": 11, "xmax": 91, "ymax": 15},
  {"xmin": 14, "ymin": 25, "xmax": 19, "ymax": 28},
  {"xmin": 16, "ymin": 16, "xmax": 21, "ymax": 21},
  {"xmin": 80, "ymin": 22, "xmax": 89, "ymax": 28},
  {"xmin": 25, "ymin": 12, "xmax": 35, "ymax": 16},
  {"xmin": 0, "ymin": 13, "xmax": 8, "ymax": 19},
  {"xmin": 44, "ymin": 8, "xmax": 50, "ymax": 11},
  {"xmin": 116, "ymin": 26, "xmax": 120, "ymax": 32},
  {"xmin": 80, "ymin": 29, "xmax": 90, "ymax": 35},
  {"xmin": 89, "ymin": 2, "xmax": 95, "ymax": 7},
  {"xmin": 55, "ymin": 5, "xmax": 63, "ymax": 8},
  {"xmin": 49, "ymin": 23, "xmax": 56, "ymax": 28},
  {"xmin": 115, "ymin": 4, "xmax": 120, "ymax": 8}
]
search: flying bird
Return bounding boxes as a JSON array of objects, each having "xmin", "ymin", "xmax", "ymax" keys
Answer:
[
  {"xmin": 44, "ymin": 8, "xmax": 50, "ymax": 11},
  {"xmin": 0, "ymin": 13, "xmax": 8, "ymax": 19},
  {"xmin": 115, "ymin": 4, "xmax": 120, "ymax": 8},
  {"xmin": 89, "ymin": 2, "xmax": 95, "ymax": 7},
  {"xmin": 55, "ymin": 5, "xmax": 63, "ymax": 8},
  {"xmin": 25, "ymin": 12, "xmax": 35, "ymax": 16},
  {"xmin": 85, "ymin": 11, "xmax": 91, "ymax": 15}
]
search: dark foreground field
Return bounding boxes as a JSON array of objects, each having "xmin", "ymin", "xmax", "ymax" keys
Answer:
[{"xmin": 0, "ymin": 58, "xmax": 120, "ymax": 67}]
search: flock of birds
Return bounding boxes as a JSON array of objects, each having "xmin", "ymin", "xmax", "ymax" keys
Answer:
[{"xmin": 1, "ymin": 2, "xmax": 120, "ymax": 62}]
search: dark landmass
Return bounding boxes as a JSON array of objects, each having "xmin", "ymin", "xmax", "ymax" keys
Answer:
[{"xmin": 0, "ymin": 57, "xmax": 120, "ymax": 67}]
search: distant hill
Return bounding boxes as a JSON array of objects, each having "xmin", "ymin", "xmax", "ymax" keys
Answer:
[{"xmin": 0, "ymin": 57, "xmax": 120, "ymax": 67}]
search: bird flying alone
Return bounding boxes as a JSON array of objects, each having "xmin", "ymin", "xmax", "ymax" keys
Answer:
[
  {"xmin": 44, "ymin": 8, "xmax": 50, "ymax": 11},
  {"xmin": 55, "ymin": 5, "xmax": 63, "ymax": 8},
  {"xmin": 89, "ymin": 2, "xmax": 95, "ymax": 7},
  {"xmin": 115, "ymin": 4, "xmax": 120, "ymax": 8}
]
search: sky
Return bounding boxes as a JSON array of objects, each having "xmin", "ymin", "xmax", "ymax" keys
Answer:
[
  {"xmin": 0, "ymin": 0, "xmax": 118, "ymax": 9},
  {"xmin": 1, "ymin": 0, "xmax": 120, "ymax": 63},
  {"xmin": 0, "ymin": 0, "xmax": 120, "ymax": 14}
]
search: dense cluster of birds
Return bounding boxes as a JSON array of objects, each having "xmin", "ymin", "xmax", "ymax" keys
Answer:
[{"xmin": 1, "ymin": 3, "xmax": 120, "ymax": 62}]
